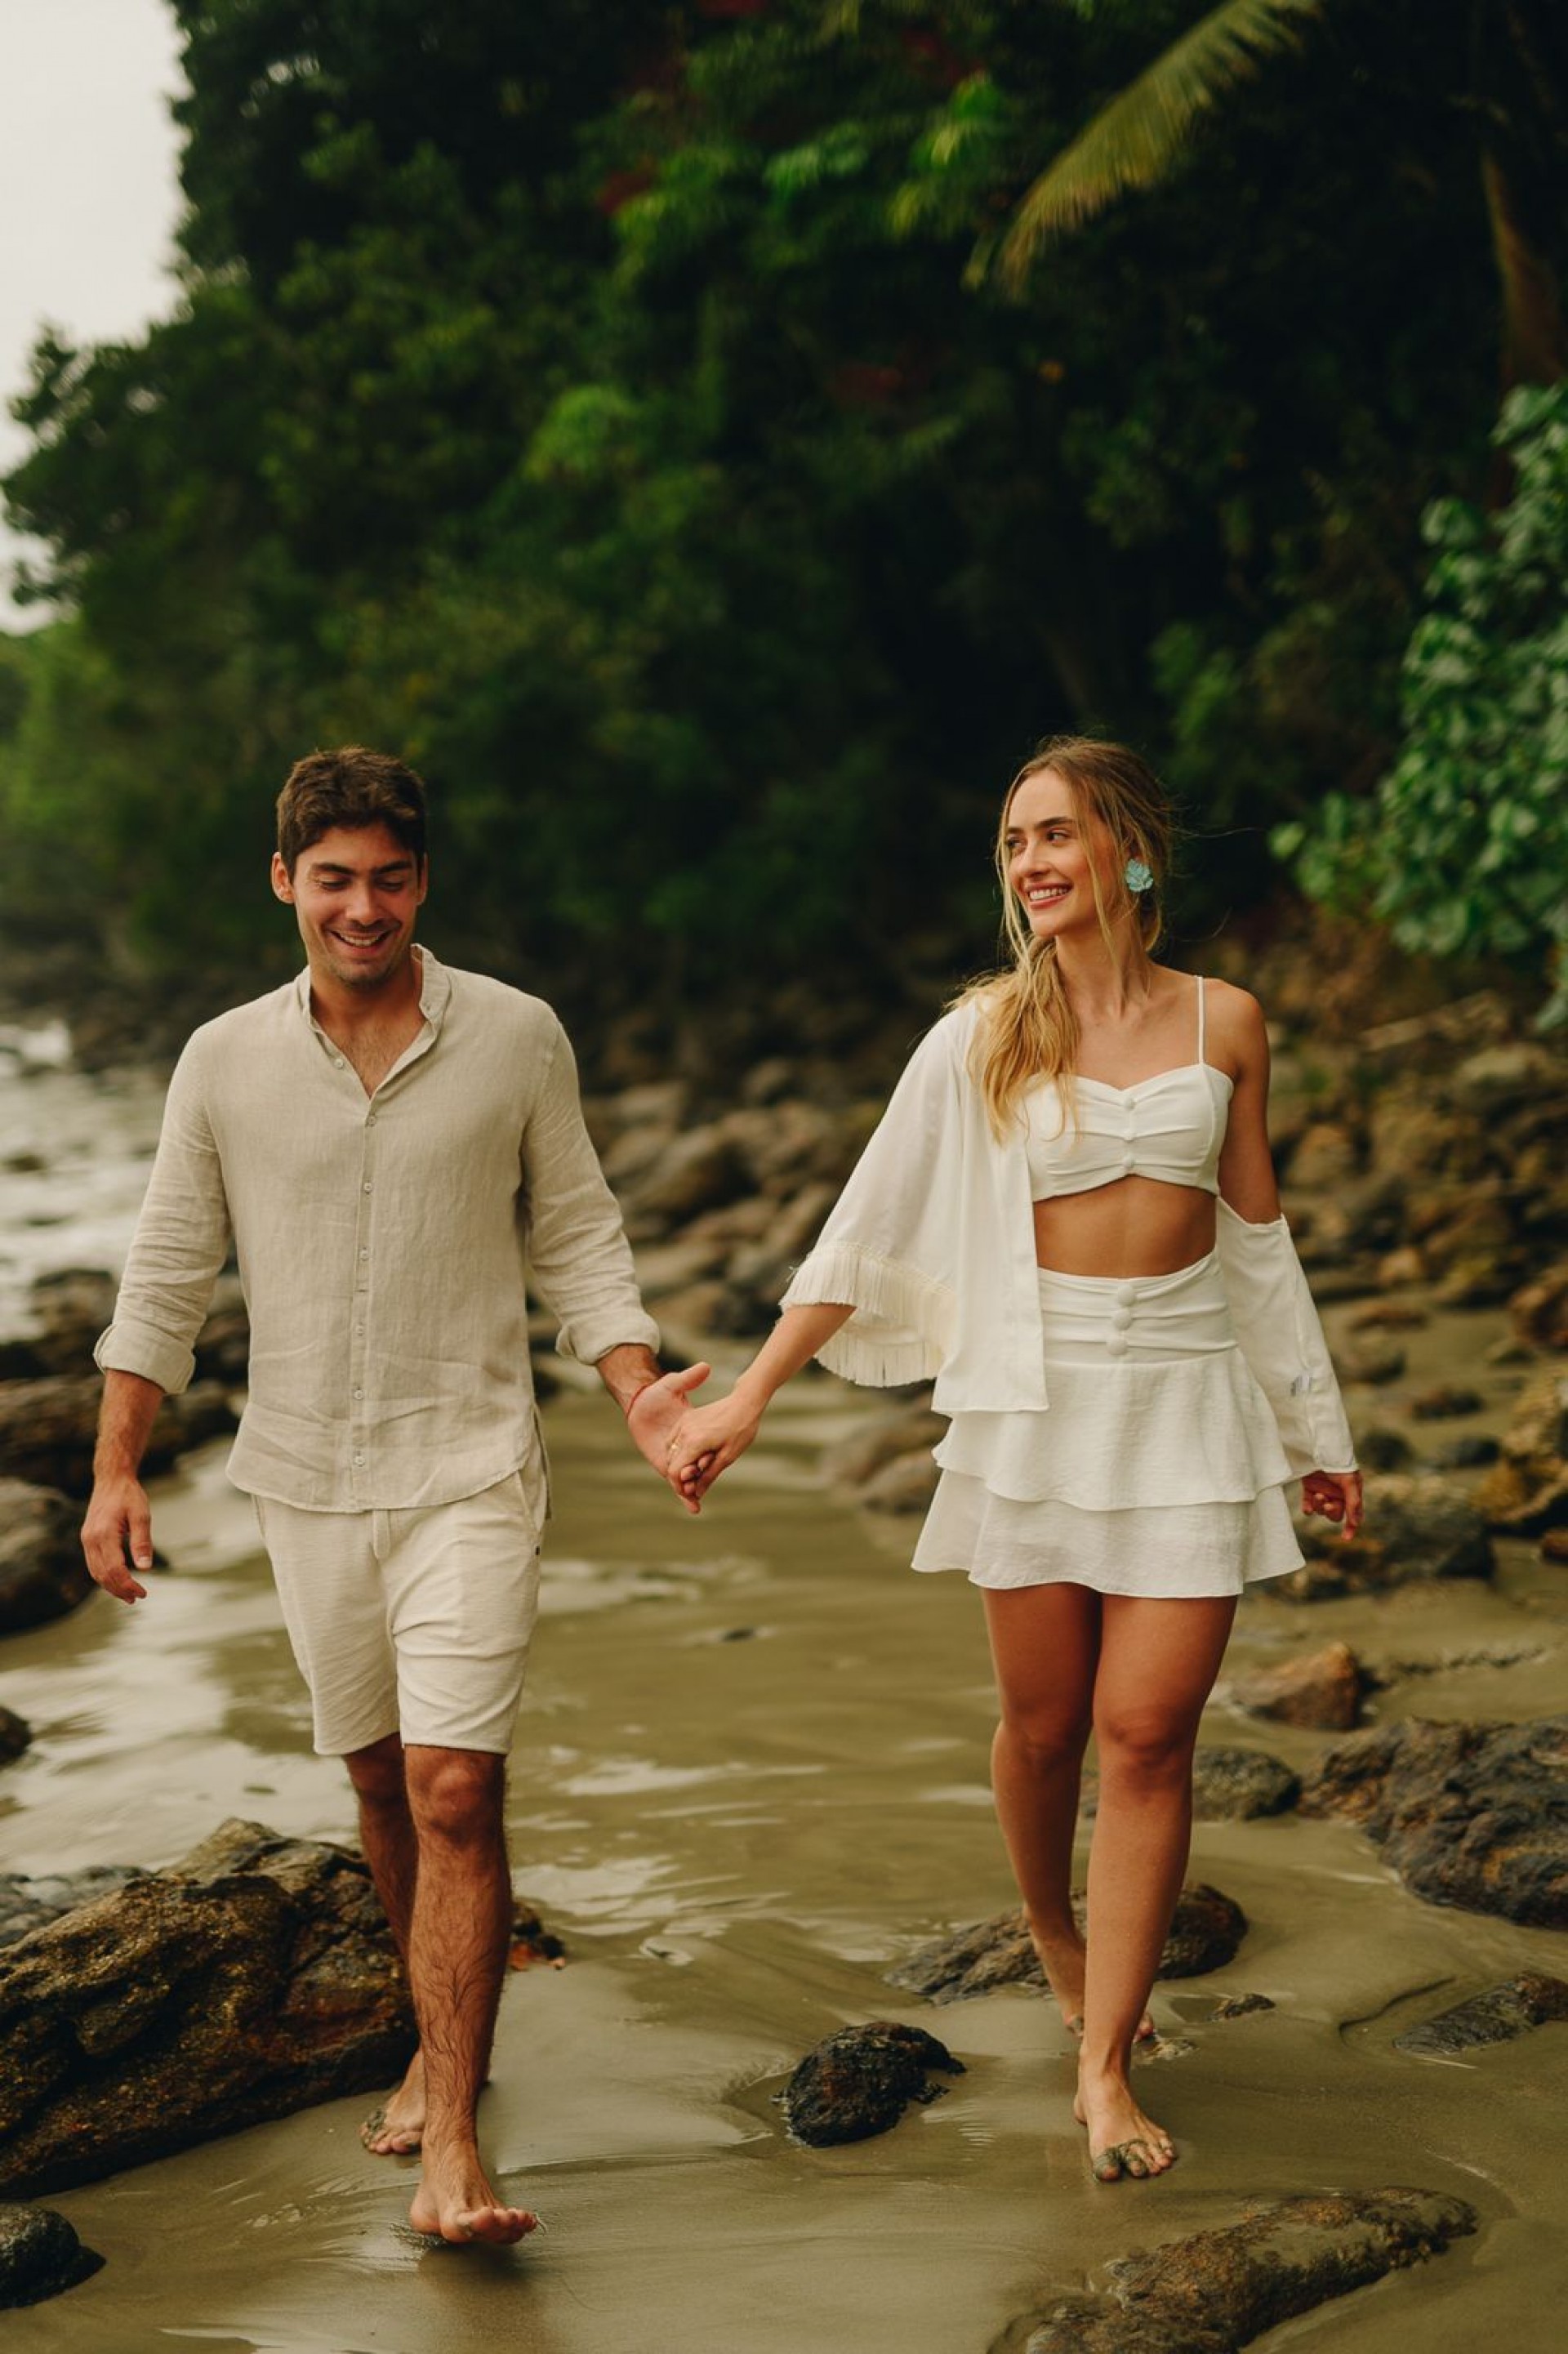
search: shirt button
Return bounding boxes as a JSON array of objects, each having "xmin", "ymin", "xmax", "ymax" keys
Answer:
[
  {"xmin": 354, "ymin": 1324, "xmax": 364, "ymax": 1337},
  {"xmin": 334, "ymin": 1056, "xmax": 345, "ymax": 1068},
  {"xmin": 366, "ymin": 1113, "xmax": 377, "ymax": 1127},
  {"xmin": 1105, "ymin": 1333, "xmax": 1129, "ymax": 1358},
  {"xmin": 1119, "ymin": 1151, "xmax": 1136, "ymax": 1174},
  {"xmin": 363, "ymin": 1180, "xmax": 373, "ymax": 1194},
  {"xmin": 359, "ymin": 1247, "xmax": 369, "ymax": 1261},
  {"xmin": 1115, "ymin": 1282, "xmax": 1138, "ymax": 1307},
  {"xmin": 352, "ymin": 1387, "xmax": 363, "ymax": 1400},
  {"xmin": 353, "ymin": 1451, "xmax": 366, "ymax": 1467}
]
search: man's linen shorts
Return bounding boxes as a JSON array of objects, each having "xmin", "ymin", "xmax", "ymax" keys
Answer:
[{"xmin": 252, "ymin": 1471, "xmax": 543, "ymax": 1757}]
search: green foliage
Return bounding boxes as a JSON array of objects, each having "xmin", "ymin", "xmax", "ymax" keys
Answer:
[
  {"xmin": 1276, "ymin": 385, "xmax": 1568, "ymax": 1021},
  {"xmin": 0, "ymin": 0, "xmax": 1552, "ymax": 996}
]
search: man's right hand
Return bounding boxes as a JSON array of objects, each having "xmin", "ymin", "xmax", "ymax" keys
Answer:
[{"xmin": 81, "ymin": 1474, "xmax": 154, "ymax": 1603}]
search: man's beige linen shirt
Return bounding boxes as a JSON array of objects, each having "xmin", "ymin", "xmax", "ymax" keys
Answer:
[{"xmin": 95, "ymin": 950, "xmax": 659, "ymax": 1513}]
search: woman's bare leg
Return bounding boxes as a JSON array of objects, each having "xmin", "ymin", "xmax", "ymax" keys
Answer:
[
  {"xmin": 982, "ymin": 1583, "xmax": 1107, "ymax": 2031},
  {"xmin": 1075, "ymin": 1593, "xmax": 1236, "ymax": 2180}
]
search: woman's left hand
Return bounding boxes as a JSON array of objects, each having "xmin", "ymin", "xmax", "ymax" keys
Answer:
[{"xmin": 1301, "ymin": 1469, "xmax": 1364, "ymax": 1540}]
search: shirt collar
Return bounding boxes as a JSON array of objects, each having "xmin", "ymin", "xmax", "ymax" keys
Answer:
[{"xmin": 292, "ymin": 944, "xmax": 450, "ymax": 1032}]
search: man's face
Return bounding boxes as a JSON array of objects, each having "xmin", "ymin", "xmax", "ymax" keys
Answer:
[{"xmin": 272, "ymin": 823, "xmax": 428, "ymax": 994}]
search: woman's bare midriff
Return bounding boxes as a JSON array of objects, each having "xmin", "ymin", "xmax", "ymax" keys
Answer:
[{"xmin": 1032, "ymin": 1176, "xmax": 1216, "ymax": 1280}]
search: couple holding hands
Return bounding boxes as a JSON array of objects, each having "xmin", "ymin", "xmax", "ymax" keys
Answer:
[{"xmin": 82, "ymin": 738, "xmax": 1359, "ymax": 2244}]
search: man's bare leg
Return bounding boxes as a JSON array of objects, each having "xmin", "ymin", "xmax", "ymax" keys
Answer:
[
  {"xmin": 345, "ymin": 1732, "xmax": 427, "ymax": 2155},
  {"xmin": 401, "ymin": 1745, "xmax": 536, "ymax": 2244}
]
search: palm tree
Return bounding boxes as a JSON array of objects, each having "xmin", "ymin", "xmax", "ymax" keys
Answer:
[{"xmin": 992, "ymin": 0, "xmax": 1568, "ymax": 387}]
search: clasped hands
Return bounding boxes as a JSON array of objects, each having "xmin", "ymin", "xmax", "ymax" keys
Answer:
[{"xmin": 626, "ymin": 1366, "xmax": 760, "ymax": 1514}]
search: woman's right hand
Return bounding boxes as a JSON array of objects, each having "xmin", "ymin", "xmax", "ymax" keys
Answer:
[{"xmin": 670, "ymin": 1390, "xmax": 764, "ymax": 1502}]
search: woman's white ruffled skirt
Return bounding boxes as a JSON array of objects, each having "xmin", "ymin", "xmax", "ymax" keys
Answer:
[{"xmin": 912, "ymin": 1254, "xmax": 1303, "ymax": 1596}]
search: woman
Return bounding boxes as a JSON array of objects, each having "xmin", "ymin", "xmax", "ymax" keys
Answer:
[{"xmin": 670, "ymin": 737, "xmax": 1362, "ymax": 2183}]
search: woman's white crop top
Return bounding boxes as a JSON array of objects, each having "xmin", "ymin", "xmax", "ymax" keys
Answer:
[{"xmin": 1024, "ymin": 976, "xmax": 1231, "ymax": 1201}]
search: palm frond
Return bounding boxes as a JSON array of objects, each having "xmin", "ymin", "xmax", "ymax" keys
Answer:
[{"xmin": 996, "ymin": 0, "xmax": 1326, "ymax": 288}]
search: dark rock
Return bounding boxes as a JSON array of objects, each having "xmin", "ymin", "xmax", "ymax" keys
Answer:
[
  {"xmin": 1334, "ymin": 1339, "xmax": 1405, "ymax": 1387},
  {"xmin": 1283, "ymin": 1473, "xmax": 1492, "ymax": 1598},
  {"xmin": 822, "ymin": 1404, "xmax": 945, "ymax": 1489},
  {"xmin": 0, "ymin": 2200, "xmax": 104, "ymax": 2309},
  {"xmin": 1510, "ymin": 1261, "xmax": 1568, "ymax": 1352},
  {"xmin": 1211, "ymin": 1991, "xmax": 1275, "ymax": 2020},
  {"xmin": 0, "ymin": 1707, "xmax": 30, "ymax": 1765},
  {"xmin": 781, "ymin": 2021, "xmax": 964, "ymax": 2147},
  {"xmin": 0, "ymin": 1817, "xmax": 416, "ymax": 2197},
  {"xmin": 1450, "ymin": 1041, "xmax": 1568, "ymax": 1113},
  {"xmin": 1428, "ymin": 1433, "xmax": 1499, "ymax": 1469},
  {"xmin": 1356, "ymin": 1427, "xmax": 1414, "ymax": 1472},
  {"xmin": 1189, "ymin": 1747, "xmax": 1300, "ymax": 1820},
  {"xmin": 1541, "ymin": 1529, "xmax": 1568, "ymax": 1565},
  {"xmin": 1394, "ymin": 1972, "xmax": 1568, "ymax": 2057},
  {"xmin": 1298, "ymin": 1715, "xmax": 1568, "ymax": 1928},
  {"xmin": 858, "ymin": 1450, "xmax": 941, "ymax": 1514},
  {"xmin": 0, "ymin": 1865, "xmax": 149, "ymax": 1949},
  {"xmin": 0, "ymin": 1375, "xmax": 236, "ymax": 1496},
  {"xmin": 507, "ymin": 1897, "xmax": 566, "ymax": 1970},
  {"xmin": 1157, "ymin": 1885, "xmax": 1250, "ymax": 1978},
  {"xmin": 1227, "ymin": 1642, "xmax": 1366, "ymax": 1732},
  {"xmin": 1348, "ymin": 1299, "xmax": 1429, "ymax": 1331},
  {"xmin": 1008, "ymin": 2187, "xmax": 1477, "ymax": 2354},
  {"xmin": 1287, "ymin": 1121, "xmax": 1359, "ymax": 1188},
  {"xmin": 1475, "ymin": 1373, "xmax": 1568, "ymax": 1535},
  {"xmin": 623, "ymin": 1127, "xmax": 749, "ymax": 1230},
  {"xmin": 1408, "ymin": 1384, "xmax": 1484, "ymax": 1421},
  {"xmin": 0, "ymin": 1269, "xmax": 118, "ymax": 1380},
  {"xmin": 889, "ymin": 1885, "xmax": 1246, "ymax": 2005},
  {"xmin": 0, "ymin": 1482, "xmax": 92, "ymax": 1633}
]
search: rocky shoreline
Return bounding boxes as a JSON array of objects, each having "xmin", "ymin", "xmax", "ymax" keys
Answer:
[{"xmin": 2, "ymin": 966, "xmax": 1566, "ymax": 2338}]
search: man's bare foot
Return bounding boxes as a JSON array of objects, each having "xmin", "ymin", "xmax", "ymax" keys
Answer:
[
  {"xmin": 1073, "ymin": 2076, "xmax": 1175, "ymax": 2182},
  {"xmin": 1031, "ymin": 1924, "xmax": 1155, "ymax": 2044},
  {"xmin": 409, "ymin": 2147, "xmax": 537, "ymax": 2245},
  {"xmin": 362, "ymin": 2049, "xmax": 425, "ymax": 2156}
]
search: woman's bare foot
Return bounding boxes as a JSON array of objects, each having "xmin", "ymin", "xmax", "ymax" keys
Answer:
[
  {"xmin": 1031, "ymin": 1924, "xmax": 1155, "ymax": 2044},
  {"xmin": 361, "ymin": 2049, "xmax": 425, "ymax": 2155},
  {"xmin": 1073, "ymin": 2075, "xmax": 1176, "ymax": 2182},
  {"xmin": 408, "ymin": 2144, "xmax": 538, "ymax": 2245}
]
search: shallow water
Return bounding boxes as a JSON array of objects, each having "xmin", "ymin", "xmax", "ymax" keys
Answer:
[{"xmin": 3, "ymin": 1028, "xmax": 1568, "ymax": 2352}]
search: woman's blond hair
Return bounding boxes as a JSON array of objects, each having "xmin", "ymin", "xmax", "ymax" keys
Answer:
[{"xmin": 956, "ymin": 736, "xmax": 1172, "ymax": 1139}]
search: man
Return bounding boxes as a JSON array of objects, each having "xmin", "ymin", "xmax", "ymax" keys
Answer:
[{"xmin": 81, "ymin": 746, "xmax": 707, "ymax": 2247}]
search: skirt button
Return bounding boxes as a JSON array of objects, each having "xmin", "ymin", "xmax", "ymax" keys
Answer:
[
  {"xmin": 1105, "ymin": 1332, "xmax": 1129, "ymax": 1358},
  {"xmin": 1114, "ymin": 1282, "xmax": 1138, "ymax": 1307},
  {"xmin": 1111, "ymin": 1307, "xmax": 1134, "ymax": 1331}
]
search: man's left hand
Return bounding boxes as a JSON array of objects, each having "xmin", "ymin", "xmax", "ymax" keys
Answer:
[{"xmin": 626, "ymin": 1364, "xmax": 714, "ymax": 1514}]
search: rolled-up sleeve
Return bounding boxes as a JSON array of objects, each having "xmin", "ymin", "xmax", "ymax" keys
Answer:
[
  {"xmin": 523, "ymin": 1018, "xmax": 659, "ymax": 1366},
  {"xmin": 95, "ymin": 1037, "xmax": 233, "ymax": 1397}
]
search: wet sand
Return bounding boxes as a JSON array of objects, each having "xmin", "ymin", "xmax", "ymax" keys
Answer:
[
  {"xmin": 6, "ymin": 1313, "xmax": 1568, "ymax": 2354},
  {"xmin": 4, "ymin": 1023, "xmax": 1568, "ymax": 2351}
]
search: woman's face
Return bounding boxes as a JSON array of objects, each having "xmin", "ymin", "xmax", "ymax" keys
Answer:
[{"xmin": 1003, "ymin": 768, "xmax": 1120, "ymax": 941}]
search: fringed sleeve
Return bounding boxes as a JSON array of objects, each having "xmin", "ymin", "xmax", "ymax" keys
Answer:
[
  {"xmin": 780, "ymin": 1243, "xmax": 956, "ymax": 1386},
  {"xmin": 777, "ymin": 1010, "xmax": 973, "ymax": 1389},
  {"xmin": 1215, "ymin": 1200, "xmax": 1358, "ymax": 1477}
]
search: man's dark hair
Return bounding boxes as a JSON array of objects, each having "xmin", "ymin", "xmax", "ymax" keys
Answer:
[{"xmin": 276, "ymin": 747, "xmax": 429, "ymax": 873}]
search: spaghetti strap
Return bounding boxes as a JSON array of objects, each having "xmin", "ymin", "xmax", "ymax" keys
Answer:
[{"xmin": 1196, "ymin": 973, "xmax": 1207, "ymax": 1065}]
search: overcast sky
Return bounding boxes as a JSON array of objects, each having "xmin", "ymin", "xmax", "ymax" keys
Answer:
[{"xmin": 1, "ymin": 0, "xmax": 185, "ymax": 626}]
